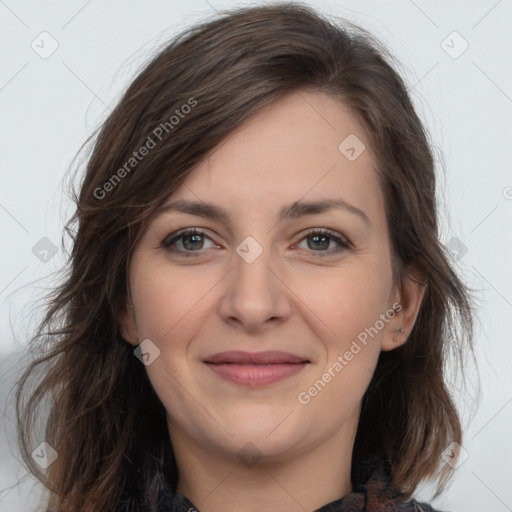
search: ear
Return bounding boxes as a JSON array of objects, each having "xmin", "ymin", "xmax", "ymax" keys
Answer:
[
  {"xmin": 381, "ymin": 264, "xmax": 427, "ymax": 352},
  {"xmin": 118, "ymin": 301, "xmax": 139, "ymax": 347}
]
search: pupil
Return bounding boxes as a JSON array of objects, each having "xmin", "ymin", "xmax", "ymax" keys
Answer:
[
  {"xmin": 184, "ymin": 234, "xmax": 203, "ymax": 250},
  {"xmin": 309, "ymin": 235, "xmax": 328, "ymax": 250}
]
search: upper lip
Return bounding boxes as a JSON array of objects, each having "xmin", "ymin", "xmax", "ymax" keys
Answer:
[{"xmin": 204, "ymin": 350, "xmax": 309, "ymax": 364}]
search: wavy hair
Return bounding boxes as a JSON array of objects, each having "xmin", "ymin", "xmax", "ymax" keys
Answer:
[{"xmin": 14, "ymin": 2, "xmax": 474, "ymax": 511}]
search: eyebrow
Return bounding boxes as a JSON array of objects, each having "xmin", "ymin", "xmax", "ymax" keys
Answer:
[{"xmin": 156, "ymin": 198, "xmax": 372, "ymax": 228}]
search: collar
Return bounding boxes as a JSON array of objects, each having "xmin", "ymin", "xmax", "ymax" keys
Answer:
[{"xmin": 155, "ymin": 455, "xmax": 438, "ymax": 512}]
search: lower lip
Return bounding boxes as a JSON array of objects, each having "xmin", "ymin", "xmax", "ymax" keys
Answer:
[{"xmin": 204, "ymin": 362, "xmax": 308, "ymax": 387}]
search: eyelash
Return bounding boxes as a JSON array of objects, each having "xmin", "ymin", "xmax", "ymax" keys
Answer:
[{"xmin": 161, "ymin": 227, "xmax": 351, "ymax": 258}]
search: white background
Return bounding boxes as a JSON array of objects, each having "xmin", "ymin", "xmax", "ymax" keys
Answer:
[{"xmin": 0, "ymin": 1, "xmax": 511, "ymax": 511}]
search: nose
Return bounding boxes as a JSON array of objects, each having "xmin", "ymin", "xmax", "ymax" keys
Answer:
[{"xmin": 217, "ymin": 241, "xmax": 292, "ymax": 333}]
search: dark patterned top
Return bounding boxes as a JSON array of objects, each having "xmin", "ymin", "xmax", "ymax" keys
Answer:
[{"xmin": 154, "ymin": 455, "xmax": 444, "ymax": 512}]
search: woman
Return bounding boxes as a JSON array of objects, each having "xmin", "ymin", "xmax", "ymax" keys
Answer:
[{"xmin": 15, "ymin": 3, "xmax": 474, "ymax": 511}]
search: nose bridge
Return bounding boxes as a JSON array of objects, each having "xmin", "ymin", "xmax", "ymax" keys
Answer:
[
  {"xmin": 218, "ymin": 233, "xmax": 290, "ymax": 329},
  {"xmin": 233, "ymin": 234, "xmax": 276, "ymax": 300}
]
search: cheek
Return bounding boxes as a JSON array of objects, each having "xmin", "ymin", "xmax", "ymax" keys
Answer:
[
  {"xmin": 292, "ymin": 264, "xmax": 389, "ymax": 407},
  {"xmin": 130, "ymin": 258, "xmax": 212, "ymax": 342},
  {"xmin": 129, "ymin": 260, "xmax": 213, "ymax": 419},
  {"xmin": 297, "ymin": 349, "xmax": 378, "ymax": 431},
  {"xmin": 293, "ymin": 263, "xmax": 391, "ymax": 342},
  {"xmin": 294, "ymin": 269, "xmax": 386, "ymax": 400}
]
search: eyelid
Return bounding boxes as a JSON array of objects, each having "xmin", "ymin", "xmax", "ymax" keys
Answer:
[
  {"xmin": 295, "ymin": 227, "xmax": 351, "ymax": 248},
  {"xmin": 291, "ymin": 227, "xmax": 351, "ymax": 258},
  {"xmin": 161, "ymin": 227, "xmax": 215, "ymax": 249}
]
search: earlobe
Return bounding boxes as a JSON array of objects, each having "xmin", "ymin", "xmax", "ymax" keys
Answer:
[
  {"xmin": 382, "ymin": 323, "xmax": 409, "ymax": 352},
  {"xmin": 392, "ymin": 327, "xmax": 406, "ymax": 344},
  {"xmin": 382, "ymin": 266, "xmax": 427, "ymax": 352}
]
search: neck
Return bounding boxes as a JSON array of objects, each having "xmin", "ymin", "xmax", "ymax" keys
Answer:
[{"xmin": 169, "ymin": 419, "xmax": 357, "ymax": 512}]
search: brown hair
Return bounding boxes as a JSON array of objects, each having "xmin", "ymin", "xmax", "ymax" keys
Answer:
[{"xmin": 14, "ymin": 2, "xmax": 474, "ymax": 510}]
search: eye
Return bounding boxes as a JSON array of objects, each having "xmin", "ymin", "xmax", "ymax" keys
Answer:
[
  {"xmin": 162, "ymin": 227, "xmax": 351, "ymax": 258},
  {"xmin": 294, "ymin": 228, "xmax": 350, "ymax": 257},
  {"xmin": 162, "ymin": 228, "xmax": 218, "ymax": 257}
]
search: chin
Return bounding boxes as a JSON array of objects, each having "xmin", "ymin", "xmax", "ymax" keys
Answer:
[{"xmin": 215, "ymin": 411, "xmax": 310, "ymax": 453}]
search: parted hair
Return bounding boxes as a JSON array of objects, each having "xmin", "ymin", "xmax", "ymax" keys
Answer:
[{"xmin": 15, "ymin": 2, "xmax": 474, "ymax": 511}]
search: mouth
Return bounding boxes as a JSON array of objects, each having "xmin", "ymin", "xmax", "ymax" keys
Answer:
[{"xmin": 203, "ymin": 351, "xmax": 310, "ymax": 387}]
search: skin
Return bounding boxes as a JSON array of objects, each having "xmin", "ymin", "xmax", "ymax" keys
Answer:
[{"xmin": 120, "ymin": 90, "xmax": 425, "ymax": 512}]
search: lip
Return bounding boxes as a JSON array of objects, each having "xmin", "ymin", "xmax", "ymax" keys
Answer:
[
  {"xmin": 204, "ymin": 351, "xmax": 310, "ymax": 387},
  {"xmin": 204, "ymin": 350, "xmax": 309, "ymax": 365}
]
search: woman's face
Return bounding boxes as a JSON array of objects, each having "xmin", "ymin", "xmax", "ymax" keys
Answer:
[{"xmin": 122, "ymin": 90, "xmax": 421, "ymax": 464}]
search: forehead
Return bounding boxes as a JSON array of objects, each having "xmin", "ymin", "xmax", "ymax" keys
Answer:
[{"xmin": 164, "ymin": 90, "xmax": 384, "ymax": 225}]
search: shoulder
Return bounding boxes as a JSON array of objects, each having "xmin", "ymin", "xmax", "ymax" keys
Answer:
[{"xmin": 356, "ymin": 455, "xmax": 448, "ymax": 512}]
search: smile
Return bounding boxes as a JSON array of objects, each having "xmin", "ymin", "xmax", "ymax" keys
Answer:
[{"xmin": 203, "ymin": 350, "xmax": 310, "ymax": 387}]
